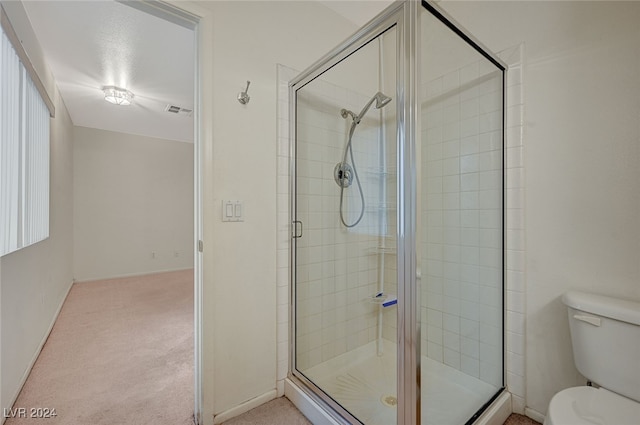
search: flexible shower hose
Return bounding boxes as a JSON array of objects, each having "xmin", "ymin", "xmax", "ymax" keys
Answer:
[{"xmin": 339, "ymin": 121, "xmax": 365, "ymax": 228}]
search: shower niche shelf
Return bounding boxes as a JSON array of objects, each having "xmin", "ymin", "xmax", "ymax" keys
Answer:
[
  {"xmin": 367, "ymin": 246, "xmax": 396, "ymax": 255},
  {"xmin": 363, "ymin": 167, "xmax": 397, "ymax": 180},
  {"xmin": 366, "ymin": 203, "xmax": 396, "ymax": 213}
]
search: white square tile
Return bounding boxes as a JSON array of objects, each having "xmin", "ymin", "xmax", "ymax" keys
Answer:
[
  {"xmin": 461, "ymin": 355, "xmax": 480, "ymax": 378},
  {"xmin": 444, "ymin": 348, "xmax": 461, "ymax": 369},
  {"xmin": 507, "ymin": 372, "xmax": 525, "ymax": 398},
  {"xmin": 506, "ymin": 331, "xmax": 524, "ymax": 356}
]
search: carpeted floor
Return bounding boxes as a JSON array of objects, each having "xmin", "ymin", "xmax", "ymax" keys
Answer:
[
  {"xmin": 504, "ymin": 413, "xmax": 542, "ymax": 425},
  {"xmin": 221, "ymin": 397, "xmax": 541, "ymax": 425},
  {"xmin": 222, "ymin": 397, "xmax": 312, "ymax": 425},
  {"xmin": 5, "ymin": 270, "xmax": 194, "ymax": 425}
]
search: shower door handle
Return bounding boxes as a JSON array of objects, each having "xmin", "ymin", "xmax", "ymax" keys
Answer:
[{"xmin": 292, "ymin": 221, "xmax": 303, "ymax": 239}]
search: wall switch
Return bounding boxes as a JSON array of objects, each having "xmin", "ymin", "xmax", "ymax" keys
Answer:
[{"xmin": 222, "ymin": 200, "xmax": 244, "ymax": 222}]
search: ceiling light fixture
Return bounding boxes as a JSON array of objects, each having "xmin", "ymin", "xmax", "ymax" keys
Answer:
[{"xmin": 102, "ymin": 86, "xmax": 134, "ymax": 106}]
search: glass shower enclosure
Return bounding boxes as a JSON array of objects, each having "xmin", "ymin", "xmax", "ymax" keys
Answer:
[{"xmin": 290, "ymin": 2, "xmax": 505, "ymax": 424}]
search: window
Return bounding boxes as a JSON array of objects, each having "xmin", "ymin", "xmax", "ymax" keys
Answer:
[{"xmin": 0, "ymin": 13, "xmax": 51, "ymax": 256}]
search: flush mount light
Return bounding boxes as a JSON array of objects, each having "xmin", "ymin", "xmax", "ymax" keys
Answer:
[{"xmin": 102, "ymin": 86, "xmax": 134, "ymax": 106}]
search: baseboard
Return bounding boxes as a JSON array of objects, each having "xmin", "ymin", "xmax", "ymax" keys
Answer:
[
  {"xmin": 212, "ymin": 390, "xmax": 277, "ymax": 424},
  {"xmin": 74, "ymin": 267, "xmax": 193, "ymax": 283},
  {"xmin": 525, "ymin": 407, "xmax": 546, "ymax": 424},
  {"xmin": 2, "ymin": 279, "xmax": 74, "ymax": 424}
]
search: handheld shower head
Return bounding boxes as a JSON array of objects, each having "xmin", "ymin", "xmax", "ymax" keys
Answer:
[
  {"xmin": 340, "ymin": 92, "xmax": 392, "ymax": 124},
  {"xmin": 355, "ymin": 91, "xmax": 392, "ymax": 123},
  {"xmin": 374, "ymin": 92, "xmax": 392, "ymax": 109}
]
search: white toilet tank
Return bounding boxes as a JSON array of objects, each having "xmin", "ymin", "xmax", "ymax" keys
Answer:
[{"xmin": 562, "ymin": 291, "xmax": 640, "ymax": 402}]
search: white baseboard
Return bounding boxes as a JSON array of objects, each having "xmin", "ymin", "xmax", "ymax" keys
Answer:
[
  {"xmin": 74, "ymin": 267, "xmax": 193, "ymax": 283},
  {"xmin": 525, "ymin": 407, "xmax": 546, "ymax": 424},
  {"xmin": 2, "ymin": 279, "xmax": 74, "ymax": 425},
  {"xmin": 213, "ymin": 390, "xmax": 277, "ymax": 424}
]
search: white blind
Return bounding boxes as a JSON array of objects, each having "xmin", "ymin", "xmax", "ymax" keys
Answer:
[
  {"xmin": 0, "ymin": 26, "xmax": 50, "ymax": 256},
  {"xmin": 1, "ymin": 27, "xmax": 20, "ymax": 254},
  {"xmin": 22, "ymin": 68, "xmax": 50, "ymax": 247}
]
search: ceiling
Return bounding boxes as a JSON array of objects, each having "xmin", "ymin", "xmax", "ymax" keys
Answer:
[
  {"xmin": 21, "ymin": 1, "xmax": 393, "ymax": 144},
  {"xmin": 23, "ymin": 1, "xmax": 195, "ymax": 143}
]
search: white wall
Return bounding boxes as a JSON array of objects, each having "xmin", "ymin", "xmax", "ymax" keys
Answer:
[
  {"xmin": 73, "ymin": 127, "xmax": 194, "ymax": 282},
  {"xmin": 186, "ymin": 1, "xmax": 364, "ymax": 422},
  {"xmin": 440, "ymin": 0, "xmax": 640, "ymax": 417},
  {"xmin": 0, "ymin": 3, "xmax": 74, "ymax": 412}
]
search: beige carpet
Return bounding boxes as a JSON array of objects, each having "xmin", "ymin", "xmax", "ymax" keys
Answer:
[
  {"xmin": 221, "ymin": 398, "xmax": 311, "ymax": 425},
  {"xmin": 222, "ymin": 397, "xmax": 541, "ymax": 425},
  {"xmin": 6, "ymin": 270, "xmax": 194, "ymax": 425},
  {"xmin": 504, "ymin": 413, "xmax": 542, "ymax": 425}
]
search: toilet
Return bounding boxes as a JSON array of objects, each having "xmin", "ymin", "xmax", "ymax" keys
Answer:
[{"xmin": 544, "ymin": 291, "xmax": 640, "ymax": 425}]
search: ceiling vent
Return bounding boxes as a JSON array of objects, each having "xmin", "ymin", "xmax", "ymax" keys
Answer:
[{"xmin": 164, "ymin": 104, "xmax": 193, "ymax": 117}]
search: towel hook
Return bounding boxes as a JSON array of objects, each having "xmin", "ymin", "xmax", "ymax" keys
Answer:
[{"xmin": 238, "ymin": 81, "xmax": 251, "ymax": 105}]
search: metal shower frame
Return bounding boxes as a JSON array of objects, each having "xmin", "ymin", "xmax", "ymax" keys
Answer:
[{"xmin": 288, "ymin": 1, "xmax": 507, "ymax": 424}]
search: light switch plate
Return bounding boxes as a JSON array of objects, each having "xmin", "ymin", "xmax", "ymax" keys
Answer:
[{"xmin": 222, "ymin": 200, "xmax": 244, "ymax": 222}]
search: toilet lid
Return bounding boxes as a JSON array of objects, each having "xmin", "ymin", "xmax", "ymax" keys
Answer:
[{"xmin": 548, "ymin": 386, "xmax": 640, "ymax": 425}]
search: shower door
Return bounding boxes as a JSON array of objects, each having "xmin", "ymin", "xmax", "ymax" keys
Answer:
[
  {"xmin": 290, "ymin": 2, "xmax": 505, "ymax": 424},
  {"xmin": 291, "ymin": 8, "xmax": 401, "ymax": 425}
]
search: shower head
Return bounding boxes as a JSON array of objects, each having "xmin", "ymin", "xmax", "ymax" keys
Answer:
[
  {"xmin": 340, "ymin": 91, "xmax": 392, "ymax": 124},
  {"xmin": 355, "ymin": 91, "xmax": 392, "ymax": 124},
  {"xmin": 374, "ymin": 92, "xmax": 392, "ymax": 109}
]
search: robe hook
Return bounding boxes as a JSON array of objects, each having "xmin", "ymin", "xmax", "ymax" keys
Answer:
[{"xmin": 238, "ymin": 81, "xmax": 251, "ymax": 105}]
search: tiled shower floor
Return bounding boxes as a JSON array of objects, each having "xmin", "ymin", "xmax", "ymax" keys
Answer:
[{"xmin": 304, "ymin": 340, "xmax": 499, "ymax": 425}]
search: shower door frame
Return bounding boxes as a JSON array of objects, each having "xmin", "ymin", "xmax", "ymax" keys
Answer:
[
  {"xmin": 288, "ymin": 1, "xmax": 508, "ymax": 424},
  {"xmin": 289, "ymin": 1, "xmax": 420, "ymax": 423}
]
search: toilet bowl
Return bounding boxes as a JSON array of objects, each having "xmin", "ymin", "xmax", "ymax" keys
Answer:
[
  {"xmin": 544, "ymin": 386, "xmax": 640, "ymax": 425},
  {"xmin": 544, "ymin": 291, "xmax": 640, "ymax": 425}
]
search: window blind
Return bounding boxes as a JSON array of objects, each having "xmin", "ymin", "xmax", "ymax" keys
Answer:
[
  {"xmin": 22, "ymin": 68, "xmax": 50, "ymax": 247},
  {"xmin": 0, "ymin": 24, "xmax": 50, "ymax": 256}
]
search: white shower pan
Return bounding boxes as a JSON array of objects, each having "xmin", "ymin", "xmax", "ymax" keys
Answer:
[{"xmin": 301, "ymin": 340, "xmax": 499, "ymax": 425}]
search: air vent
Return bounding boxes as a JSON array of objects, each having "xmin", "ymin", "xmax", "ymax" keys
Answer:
[{"xmin": 164, "ymin": 104, "xmax": 193, "ymax": 117}]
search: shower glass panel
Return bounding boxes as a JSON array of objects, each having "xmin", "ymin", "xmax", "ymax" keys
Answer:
[
  {"xmin": 293, "ymin": 24, "xmax": 399, "ymax": 425},
  {"xmin": 419, "ymin": 4, "xmax": 504, "ymax": 424},
  {"xmin": 290, "ymin": 2, "xmax": 505, "ymax": 424}
]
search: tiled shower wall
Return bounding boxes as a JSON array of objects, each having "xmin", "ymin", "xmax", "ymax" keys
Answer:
[
  {"xmin": 418, "ymin": 45, "xmax": 526, "ymax": 398},
  {"xmin": 293, "ymin": 78, "xmax": 395, "ymax": 371},
  {"xmin": 501, "ymin": 44, "xmax": 526, "ymax": 414},
  {"xmin": 420, "ymin": 59, "xmax": 504, "ymax": 387}
]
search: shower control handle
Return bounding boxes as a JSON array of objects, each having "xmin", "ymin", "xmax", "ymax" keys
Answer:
[{"xmin": 334, "ymin": 162, "xmax": 353, "ymax": 188}]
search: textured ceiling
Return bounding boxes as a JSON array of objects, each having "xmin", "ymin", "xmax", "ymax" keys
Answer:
[{"xmin": 23, "ymin": 1, "xmax": 195, "ymax": 143}]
